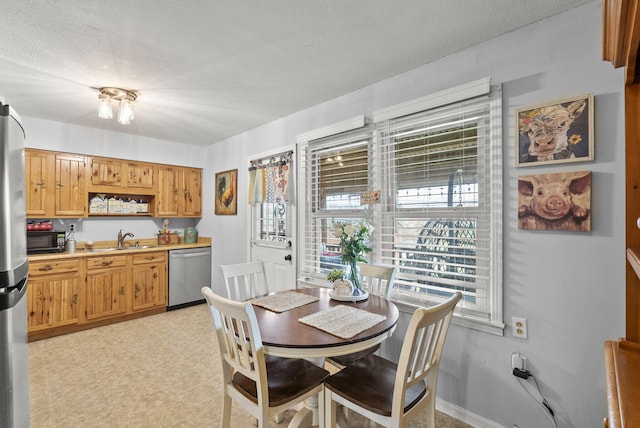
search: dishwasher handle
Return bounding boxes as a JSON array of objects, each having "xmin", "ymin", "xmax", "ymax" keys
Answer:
[{"xmin": 170, "ymin": 250, "xmax": 211, "ymax": 258}]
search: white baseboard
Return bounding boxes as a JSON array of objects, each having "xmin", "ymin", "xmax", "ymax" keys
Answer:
[{"xmin": 436, "ymin": 397, "xmax": 503, "ymax": 428}]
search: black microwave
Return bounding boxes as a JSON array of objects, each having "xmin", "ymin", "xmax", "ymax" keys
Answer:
[{"xmin": 26, "ymin": 230, "xmax": 66, "ymax": 254}]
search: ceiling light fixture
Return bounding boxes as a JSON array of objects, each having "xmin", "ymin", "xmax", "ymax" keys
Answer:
[{"xmin": 97, "ymin": 87, "xmax": 137, "ymax": 125}]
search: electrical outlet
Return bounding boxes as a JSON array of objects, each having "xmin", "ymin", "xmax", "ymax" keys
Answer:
[
  {"xmin": 512, "ymin": 317, "xmax": 528, "ymax": 339},
  {"xmin": 69, "ymin": 223, "xmax": 76, "ymax": 235}
]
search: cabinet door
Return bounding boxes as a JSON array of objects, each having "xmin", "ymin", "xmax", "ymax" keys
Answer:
[
  {"xmin": 90, "ymin": 157, "xmax": 123, "ymax": 187},
  {"xmin": 25, "ymin": 149, "xmax": 54, "ymax": 217},
  {"xmin": 126, "ymin": 161, "xmax": 155, "ymax": 190},
  {"xmin": 156, "ymin": 165, "xmax": 180, "ymax": 217},
  {"xmin": 181, "ymin": 167, "xmax": 202, "ymax": 217},
  {"xmin": 55, "ymin": 153, "xmax": 87, "ymax": 217},
  {"xmin": 27, "ymin": 270, "xmax": 80, "ymax": 332},
  {"xmin": 85, "ymin": 267, "xmax": 128, "ymax": 321},
  {"xmin": 132, "ymin": 262, "xmax": 167, "ymax": 311}
]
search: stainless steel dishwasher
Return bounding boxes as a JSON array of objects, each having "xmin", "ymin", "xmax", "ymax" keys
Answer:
[{"xmin": 168, "ymin": 247, "xmax": 212, "ymax": 309}]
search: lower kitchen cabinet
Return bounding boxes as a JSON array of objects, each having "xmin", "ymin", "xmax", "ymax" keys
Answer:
[
  {"xmin": 131, "ymin": 251, "xmax": 167, "ymax": 312},
  {"xmin": 85, "ymin": 255, "xmax": 128, "ymax": 321},
  {"xmin": 27, "ymin": 248, "xmax": 175, "ymax": 341},
  {"xmin": 27, "ymin": 258, "xmax": 81, "ymax": 332}
]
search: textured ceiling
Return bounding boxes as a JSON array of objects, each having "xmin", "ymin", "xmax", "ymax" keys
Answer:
[{"xmin": 1, "ymin": 0, "xmax": 592, "ymax": 147}]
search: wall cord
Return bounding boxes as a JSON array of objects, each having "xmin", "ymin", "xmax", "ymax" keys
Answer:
[{"xmin": 510, "ymin": 351, "xmax": 559, "ymax": 428}]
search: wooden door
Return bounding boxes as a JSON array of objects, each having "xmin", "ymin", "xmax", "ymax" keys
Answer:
[
  {"xmin": 90, "ymin": 157, "xmax": 123, "ymax": 187},
  {"xmin": 25, "ymin": 149, "xmax": 53, "ymax": 217},
  {"xmin": 132, "ymin": 262, "xmax": 167, "ymax": 311},
  {"xmin": 27, "ymin": 274, "xmax": 80, "ymax": 332},
  {"xmin": 180, "ymin": 167, "xmax": 202, "ymax": 217},
  {"xmin": 55, "ymin": 153, "xmax": 86, "ymax": 217},
  {"xmin": 156, "ymin": 165, "xmax": 180, "ymax": 217},
  {"xmin": 126, "ymin": 161, "xmax": 155, "ymax": 190},
  {"xmin": 85, "ymin": 259, "xmax": 128, "ymax": 321}
]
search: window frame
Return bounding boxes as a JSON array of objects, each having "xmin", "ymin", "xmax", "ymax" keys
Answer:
[{"xmin": 297, "ymin": 79, "xmax": 504, "ymax": 335}]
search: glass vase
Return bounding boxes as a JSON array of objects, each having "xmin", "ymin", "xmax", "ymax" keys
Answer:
[{"xmin": 347, "ymin": 260, "xmax": 361, "ymax": 290}]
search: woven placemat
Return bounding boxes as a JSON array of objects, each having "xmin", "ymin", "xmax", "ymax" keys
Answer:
[
  {"xmin": 251, "ymin": 291, "xmax": 319, "ymax": 313},
  {"xmin": 298, "ymin": 305, "xmax": 387, "ymax": 339}
]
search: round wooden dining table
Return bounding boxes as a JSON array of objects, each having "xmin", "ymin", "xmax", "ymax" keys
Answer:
[{"xmin": 251, "ymin": 286, "xmax": 399, "ymax": 427}]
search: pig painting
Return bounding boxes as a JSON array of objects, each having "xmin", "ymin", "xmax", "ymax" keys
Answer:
[
  {"xmin": 517, "ymin": 95, "xmax": 593, "ymax": 166},
  {"xmin": 518, "ymin": 171, "xmax": 591, "ymax": 232}
]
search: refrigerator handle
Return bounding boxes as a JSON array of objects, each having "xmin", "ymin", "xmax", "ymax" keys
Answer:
[{"xmin": 0, "ymin": 275, "xmax": 28, "ymax": 310}]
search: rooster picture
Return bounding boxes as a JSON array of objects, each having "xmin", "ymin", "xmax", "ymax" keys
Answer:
[{"xmin": 216, "ymin": 170, "xmax": 236, "ymax": 214}]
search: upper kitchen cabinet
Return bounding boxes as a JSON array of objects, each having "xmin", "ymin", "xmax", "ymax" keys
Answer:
[
  {"xmin": 88, "ymin": 157, "xmax": 156, "ymax": 194},
  {"xmin": 25, "ymin": 149, "xmax": 201, "ymax": 218},
  {"xmin": 180, "ymin": 167, "xmax": 202, "ymax": 217},
  {"xmin": 25, "ymin": 149, "xmax": 87, "ymax": 218},
  {"xmin": 156, "ymin": 165, "xmax": 202, "ymax": 218},
  {"xmin": 126, "ymin": 161, "xmax": 155, "ymax": 190},
  {"xmin": 89, "ymin": 156, "xmax": 122, "ymax": 188},
  {"xmin": 156, "ymin": 165, "xmax": 180, "ymax": 217}
]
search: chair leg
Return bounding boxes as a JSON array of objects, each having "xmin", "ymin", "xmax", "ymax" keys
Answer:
[
  {"xmin": 220, "ymin": 395, "xmax": 232, "ymax": 428},
  {"xmin": 325, "ymin": 389, "xmax": 337, "ymax": 428}
]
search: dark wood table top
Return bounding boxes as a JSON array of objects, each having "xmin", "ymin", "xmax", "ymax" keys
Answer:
[{"xmin": 252, "ymin": 287, "xmax": 399, "ymax": 359}]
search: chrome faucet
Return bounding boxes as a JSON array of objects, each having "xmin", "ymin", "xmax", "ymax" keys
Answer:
[{"xmin": 117, "ymin": 229, "xmax": 135, "ymax": 248}]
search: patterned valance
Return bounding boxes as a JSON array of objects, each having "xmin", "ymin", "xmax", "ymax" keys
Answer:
[{"xmin": 248, "ymin": 151, "xmax": 294, "ymax": 204}]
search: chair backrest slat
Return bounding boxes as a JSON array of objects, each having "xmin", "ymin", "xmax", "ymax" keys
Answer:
[
  {"xmin": 220, "ymin": 260, "xmax": 270, "ymax": 301},
  {"xmin": 358, "ymin": 263, "xmax": 396, "ymax": 300},
  {"xmin": 203, "ymin": 288, "xmax": 265, "ymax": 384},
  {"xmin": 393, "ymin": 292, "xmax": 462, "ymax": 418}
]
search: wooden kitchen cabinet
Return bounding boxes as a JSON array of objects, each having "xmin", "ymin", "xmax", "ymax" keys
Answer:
[
  {"xmin": 131, "ymin": 251, "xmax": 167, "ymax": 312},
  {"xmin": 25, "ymin": 148, "xmax": 200, "ymax": 218},
  {"xmin": 156, "ymin": 165, "xmax": 180, "ymax": 217},
  {"xmin": 26, "ymin": 258, "xmax": 81, "ymax": 332},
  {"xmin": 25, "ymin": 149, "xmax": 87, "ymax": 218},
  {"xmin": 156, "ymin": 165, "xmax": 202, "ymax": 217},
  {"xmin": 180, "ymin": 167, "xmax": 202, "ymax": 217},
  {"xmin": 25, "ymin": 149, "xmax": 50, "ymax": 217},
  {"xmin": 89, "ymin": 156, "xmax": 122, "ymax": 187},
  {"xmin": 55, "ymin": 153, "xmax": 87, "ymax": 217},
  {"xmin": 84, "ymin": 255, "xmax": 128, "ymax": 321},
  {"xmin": 126, "ymin": 161, "xmax": 155, "ymax": 190}
]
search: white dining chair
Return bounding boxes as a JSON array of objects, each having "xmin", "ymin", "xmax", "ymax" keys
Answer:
[
  {"xmin": 327, "ymin": 263, "xmax": 397, "ymax": 369},
  {"xmin": 324, "ymin": 292, "xmax": 462, "ymax": 428},
  {"xmin": 220, "ymin": 260, "xmax": 270, "ymax": 301},
  {"xmin": 201, "ymin": 287, "xmax": 329, "ymax": 428}
]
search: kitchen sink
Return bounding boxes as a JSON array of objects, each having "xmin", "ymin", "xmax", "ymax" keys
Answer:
[{"xmin": 85, "ymin": 245, "xmax": 157, "ymax": 252}]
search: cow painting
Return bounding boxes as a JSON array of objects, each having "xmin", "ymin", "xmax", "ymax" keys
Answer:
[
  {"xmin": 517, "ymin": 95, "xmax": 593, "ymax": 166},
  {"xmin": 518, "ymin": 171, "xmax": 591, "ymax": 232}
]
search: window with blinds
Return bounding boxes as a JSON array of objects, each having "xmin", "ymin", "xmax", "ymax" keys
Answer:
[
  {"xmin": 377, "ymin": 96, "xmax": 494, "ymax": 321},
  {"xmin": 299, "ymin": 130, "xmax": 372, "ymax": 279},
  {"xmin": 298, "ymin": 80, "xmax": 503, "ymax": 333}
]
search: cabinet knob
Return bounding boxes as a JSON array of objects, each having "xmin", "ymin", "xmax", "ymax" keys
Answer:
[{"xmin": 637, "ymin": 217, "xmax": 640, "ymax": 229}]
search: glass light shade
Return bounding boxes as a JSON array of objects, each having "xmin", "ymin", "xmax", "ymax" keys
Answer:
[
  {"xmin": 98, "ymin": 96, "xmax": 113, "ymax": 119},
  {"xmin": 117, "ymin": 99, "xmax": 134, "ymax": 125}
]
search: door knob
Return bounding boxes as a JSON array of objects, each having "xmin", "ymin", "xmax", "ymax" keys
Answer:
[{"xmin": 284, "ymin": 254, "xmax": 292, "ymax": 261}]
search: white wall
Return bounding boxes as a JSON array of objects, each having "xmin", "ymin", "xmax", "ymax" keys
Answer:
[{"xmin": 202, "ymin": 2, "xmax": 624, "ymax": 427}]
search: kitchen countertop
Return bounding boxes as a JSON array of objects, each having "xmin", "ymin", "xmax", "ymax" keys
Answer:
[{"xmin": 28, "ymin": 237, "xmax": 212, "ymax": 261}]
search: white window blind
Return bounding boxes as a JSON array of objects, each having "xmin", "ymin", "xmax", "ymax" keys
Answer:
[
  {"xmin": 299, "ymin": 129, "xmax": 372, "ymax": 280},
  {"xmin": 376, "ymin": 87, "xmax": 502, "ymax": 330}
]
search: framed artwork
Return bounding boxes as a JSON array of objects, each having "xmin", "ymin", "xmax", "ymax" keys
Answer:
[
  {"xmin": 215, "ymin": 169, "xmax": 237, "ymax": 215},
  {"xmin": 516, "ymin": 94, "xmax": 594, "ymax": 167},
  {"xmin": 517, "ymin": 170, "xmax": 591, "ymax": 232}
]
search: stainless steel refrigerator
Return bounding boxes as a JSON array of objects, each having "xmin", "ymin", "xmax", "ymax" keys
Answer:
[{"xmin": 0, "ymin": 99, "xmax": 29, "ymax": 428}]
